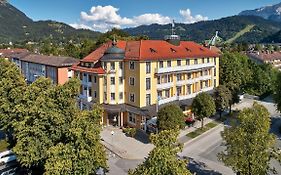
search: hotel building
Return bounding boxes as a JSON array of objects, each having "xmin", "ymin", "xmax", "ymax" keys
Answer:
[{"xmin": 71, "ymin": 34, "xmax": 220, "ymax": 130}]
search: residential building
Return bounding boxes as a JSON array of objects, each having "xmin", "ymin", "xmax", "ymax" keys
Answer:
[
  {"xmin": 247, "ymin": 51, "xmax": 281, "ymax": 71},
  {"xmin": 71, "ymin": 33, "xmax": 220, "ymax": 130},
  {"xmin": 0, "ymin": 49, "xmax": 28, "ymax": 61},
  {"xmin": 6, "ymin": 51, "xmax": 79, "ymax": 84}
]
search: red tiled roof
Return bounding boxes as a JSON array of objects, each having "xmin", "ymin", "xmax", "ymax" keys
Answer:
[
  {"xmin": 71, "ymin": 62, "xmax": 105, "ymax": 74},
  {"xmin": 247, "ymin": 51, "xmax": 281, "ymax": 62},
  {"xmin": 0, "ymin": 48, "xmax": 29, "ymax": 57},
  {"xmin": 73, "ymin": 40, "xmax": 220, "ymax": 74}
]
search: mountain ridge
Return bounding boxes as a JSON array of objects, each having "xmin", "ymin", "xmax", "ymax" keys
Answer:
[{"xmin": 0, "ymin": 2, "xmax": 100, "ymax": 43}]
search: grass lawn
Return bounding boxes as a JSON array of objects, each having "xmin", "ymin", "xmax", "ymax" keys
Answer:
[
  {"xmin": 0, "ymin": 140, "xmax": 9, "ymax": 152},
  {"xmin": 186, "ymin": 122, "xmax": 218, "ymax": 139}
]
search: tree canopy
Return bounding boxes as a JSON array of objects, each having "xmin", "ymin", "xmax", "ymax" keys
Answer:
[
  {"xmin": 219, "ymin": 102, "xmax": 279, "ymax": 175},
  {"xmin": 157, "ymin": 104, "xmax": 185, "ymax": 131},
  {"xmin": 214, "ymin": 85, "xmax": 232, "ymax": 117},
  {"xmin": 129, "ymin": 130, "xmax": 192, "ymax": 175},
  {"xmin": 191, "ymin": 92, "xmax": 216, "ymax": 128},
  {"xmin": 0, "ymin": 60, "xmax": 107, "ymax": 174}
]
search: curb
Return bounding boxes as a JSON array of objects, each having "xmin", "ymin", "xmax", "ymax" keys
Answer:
[{"xmin": 183, "ymin": 123, "xmax": 224, "ymax": 147}]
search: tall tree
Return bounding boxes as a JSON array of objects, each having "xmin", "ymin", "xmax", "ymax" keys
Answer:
[
  {"xmin": 219, "ymin": 102, "xmax": 279, "ymax": 175},
  {"xmin": 214, "ymin": 85, "xmax": 232, "ymax": 118},
  {"xmin": 12, "ymin": 78, "xmax": 107, "ymax": 174},
  {"xmin": 274, "ymin": 72, "xmax": 281, "ymax": 112},
  {"xmin": 129, "ymin": 130, "xmax": 192, "ymax": 175},
  {"xmin": 157, "ymin": 104, "xmax": 185, "ymax": 131},
  {"xmin": 0, "ymin": 59, "xmax": 26, "ymax": 145},
  {"xmin": 192, "ymin": 92, "xmax": 216, "ymax": 128}
]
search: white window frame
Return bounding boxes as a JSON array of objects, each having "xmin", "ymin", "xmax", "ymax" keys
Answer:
[
  {"xmin": 129, "ymin": 61, "xmax": 135, "ymax": 70},
  {"xmin": 128, "ymin": 112, "xmax": 136, "ymax": 124},
  {"xmin": 129, "ymin": 93, "xmax": 135, "ymax": 102},
  {"xmin": 129, "ymin": 77, "xmax": 135, "ymax": 86}
]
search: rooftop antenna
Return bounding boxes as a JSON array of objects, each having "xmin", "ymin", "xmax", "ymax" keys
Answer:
[{"xmin": 171, "ymin": 19, "xmax": 175, "ymax": 35}]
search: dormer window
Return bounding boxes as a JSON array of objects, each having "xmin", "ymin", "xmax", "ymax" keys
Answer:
[
  {"xmin": 170, "ymin": 48, "xmax": 176, "ymax": 53},
  {"xmin": 186, "ymin": 48, "xmax": 191, "ymax": 52},
  {"xmin": 200, "ymin": 48, "xmax": 205, "ymax": 51},
  {"xmin": 150, "ymin": 48, "xmax": 157, "ymax": 53}
]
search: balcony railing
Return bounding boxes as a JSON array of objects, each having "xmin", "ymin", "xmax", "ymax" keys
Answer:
[
  {"xmin": 155, "ymin": 62, "xmax": 215, "ymax": 74},
  {"xmin": 158, "ymin": 86, "xmax": 214, "ymax": 105},
  {"xmin": 156, "ymin": 82, "xmax": 173, "ymax": 90}
]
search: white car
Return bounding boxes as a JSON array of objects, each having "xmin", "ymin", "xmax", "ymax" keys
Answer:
[{"xmin": 0, "ymin": 151, "xmax": 16, "ymax": 166}]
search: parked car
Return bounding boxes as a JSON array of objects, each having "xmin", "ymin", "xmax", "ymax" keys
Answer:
[
  {"xmin": 185, "ymin": 117, "xmax": 195, "ymax": 127},
  {"xmin": 0, "ymin": 150, "xmax": 16, "ymax": 166}
]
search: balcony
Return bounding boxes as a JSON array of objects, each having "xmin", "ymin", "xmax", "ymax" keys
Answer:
[
  {"xmin": 158, "ymin": 96, "xmax": 177, "ymax": 105},
  {"xmin": 155, "ymin": 62, "xmax": 215, "ymax": 74},
  {"xmin": 157, "ymin": 86, "xmax": 214, "ymax": 105},
  {"xmin": 156, "ymin": 82, "xmax": 173, "ymax": 90}
]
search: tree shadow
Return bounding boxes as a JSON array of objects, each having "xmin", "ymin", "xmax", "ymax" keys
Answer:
[
  {"xmin": 134, "ymin": 129, "xmax": 150, "ymax": 144},
  {"xmin": 187, "ymin": 158, "xmax": 222, "ymax": 175}
]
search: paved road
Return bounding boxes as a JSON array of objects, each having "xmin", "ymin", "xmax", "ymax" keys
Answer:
[{"xmin": 179, "ymin": 125, "xmax": 234, "ymax": 175}]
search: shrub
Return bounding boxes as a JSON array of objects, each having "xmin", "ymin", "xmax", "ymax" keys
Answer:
[{"xmin": 123, "ymin": 127, "xmax": 137, "ymax": 137}]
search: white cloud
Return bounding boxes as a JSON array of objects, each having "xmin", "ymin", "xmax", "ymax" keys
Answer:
[
  {"xmin": 179, "ymin": 9, "xmax": 208, "ymax": 23},
  {"xmin": 70, "ymin": 23, "xmax": 93, "ymax": 30},
  {"xmin": 72, "ymin": 5, "xmax": 208, "ymax": 32}
]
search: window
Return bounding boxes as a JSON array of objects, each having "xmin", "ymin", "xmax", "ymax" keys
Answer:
[
  {"xmin": 110, "ymin": 62, "xmax": 115, "ymax": 70},
  {"xmin": 200, "ymin": 71, "xmax": 203, "ymax": 77},
  {"xmin": 89, "ymin": 88, "xmax": 92, "ymax": 97},
  {"xmin": 103, "ymin": 62, "xmax": 107, "ymax": 70},
  {"xmin": 111, "ymin": 93, "xmax": 115, "ymax": 100},
  {"xmin": 187, "ymin": 73, "xmax": 192, "ymax": 79},
  {"xmin": 167, "ymin": 61, "xmax": 171, "ymax": 67},
  {"xmin": 207, "ymin": 58, "xmax": 210, "ymax": 63},
  {"xmin": 129, "ymin": 61, "xmax": 135, "ymax": 69},
  {"xmin": 104, "ymin": 92, "xmax": 107, "ymax": 101},
  {"xmin": 194, "ymin": 59, "xmax": 198, "ymax": 64},
  {"xmin": 94, "ymin": 91, "xmax": 97, "ymax": 98},
  {"xmin": 177, "ymin": 87, "xmax": 182, "ymax": 96},
  {"xmin": 202, "ymin": 58, "xmax": 205, "ymax": 63},
  {"xmin": 214, "ymin": 57, "xmax": 217, "ymax": 65},
  {"xmin": 187, "ymin": 85, "xmax": 191, "ymax": 94},
  {"xmin": 165, "ymin": 90, "xmax": 170, "ymax": 98},
  {"xmin": 163, "ymin": 75, "xmax": 168, "ymax": 83},
  {"xmin": 128, "ymin": 112, "xmax": 136, "ymax": 124},
  {"xmin": 157, "ymin": 91, "xmax": 162, "ymax": 98},
  {"xmin": 129, "ymin": 77, "xmax": 135, "ymax": 86},
  {"xmin": 111, "ymin": 77, "xmax": 115, "ymax": 85},
  {"xmin": 94, "ymin": 76, "xmax": 97, "ymax": 83},
  {"xmin": 159, "ymin": 61, "xmax": 164, "ymax": 68},
  {"xmin": 214, "ymin": 80, "xmax": 217, "ymax": 87},
  {"xmin": 88, "ymin": 75, "xmax": 92, "ymax": 82},
  {"xmin": 119, "ymin": 77, "xmax": 123, "ymax": 84},
  {"xmin": 177, "ymin": 60, "xmax": 181, "ymax": 66},
  {"xmin": 205, "ymin": 81, "xmax": 208, "ymax": 87},
  {"xmin": 119, "ymin": 92, "xmax": 123, "ymax": 100},
  {"xmin": 146, "ymin": 62, "xmax": 151, "ymax": 74},
  {"xmin": 146, "ymin": 78, "xmax": 151, "ymax": 90},
  {"xmin": 186, "ymin": 59, "xmax": 190, "ymax": 65},
  {"xmin": 214, "ymin": 68, "xmax": 217, "ymax": 76},
  {"xmin": 177, "ymin": 74, "xmax": 182, "ymax": 81},
  {"xmin": 146, "ymin": 94, "xmax": 151, "ymax": 106},
  {"xmin": 157, "ymin": 76, "xmax": 161, "ymax": 84},
  {"xmin": 119, "ymin": 62, "xmax": 123, "ymax": 69},
  {"xmin": 168, "ymin": 74, "xmax": 172, "ymax": 82},
  {"xmin": 204, "ymin": 70, "xmax": 208, "ymax": 76},
  {"xmin": 130, "ymin": 93, "xmax": 135, "ymax": 102}
]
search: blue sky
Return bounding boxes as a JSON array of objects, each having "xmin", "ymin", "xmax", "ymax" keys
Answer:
[{"xmin": 9, "ymin": 0, "xmax": 281, "ymax": 31}]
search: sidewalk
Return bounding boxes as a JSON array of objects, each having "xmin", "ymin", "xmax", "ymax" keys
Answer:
[{"xmin": 101, "ymin": 126, "xmax": 154, "ymax": 160}]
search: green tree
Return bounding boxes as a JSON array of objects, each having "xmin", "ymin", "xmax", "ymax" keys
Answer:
[
  {"xmin": 274, "ymin": 72, "xmax": 281, "ymax": 112},
  {"xmin": 192, "ymin": 92, "xmax": 216, "ymax": 128},
  {"xmin": 129, "ymin": 130, "xmax": 192, "ymax": 175},
  {"xmin": 214, "ymin": 85, "xmax": 232, "ymax": 118},
  {"xmin": 0, "ymin": 59, "xmax": 26, "ymax": 145},
  {"xmin": 219, "ymin": 102, "xmax": 279, "ymax": 175},
  {"xmin": 157, "ymin": 104, "xmax": 185, "ymax": 131},
  {"xmin": 12, "ymin": 78, "xmax": 107, "ymax": 174}
]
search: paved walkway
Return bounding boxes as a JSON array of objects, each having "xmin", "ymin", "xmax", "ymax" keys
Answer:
[{"xmin": 101, "ymin": 126, "xmax": 154, "ymax": 160}]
